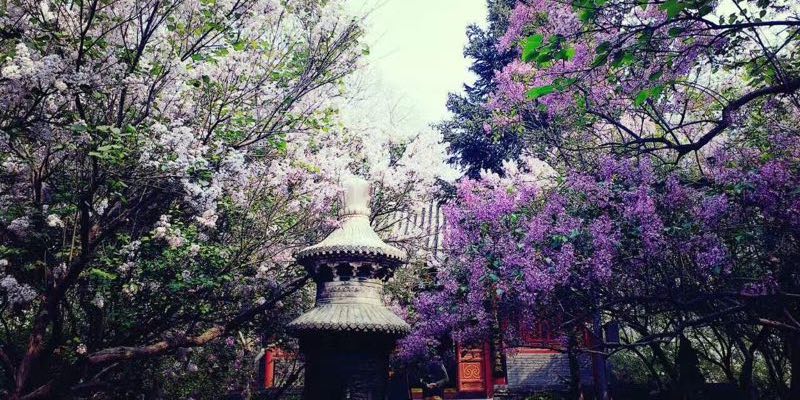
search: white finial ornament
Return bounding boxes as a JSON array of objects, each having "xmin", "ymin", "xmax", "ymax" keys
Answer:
[
  {"xmin": 341, "ymin": 176, "xmax": 371, "ymax": 217},
  {"xmin": 294, "ymin": 176, "xmax": 406, "ymax": 262}
]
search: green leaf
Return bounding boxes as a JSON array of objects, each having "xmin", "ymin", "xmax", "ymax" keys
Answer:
[
  {"xmin": 637, "ymin": 28, "xmax": 654, "ymax": 45},
  {"xmin": 611, "ymin": 51, "xmax": 635, "ymax": 68},
  {"xmin": 634, "ymin": 85, "xmax": 664, "ymax": 107},
  {"xmin": 564, "ymin": 46, "xmax": 576, "ymax": 61},
  {"xmin": 650, "ymin": 84, "xmax": 664, "ymax": 99},
  {"xmin": 591, "ymin": 52, "xmax": 609, "ymax": 67},
  {"xmin": 526, "ymin": 85, "xmax": 556, "ymax": 100},
  {"xmin": 578, "ymin": 8, "xmax": 596, "ymax": 23},
  {"xmin": 88, "ymin": 268, "xmax": 117, "ymax": 280},
  {"xmin": 668, "ymin": 27, "xmax": 684, "ymax": 38},
  {"xmin": 576, "ymin": 95, "xmax": 587, "ymax": 111},
  {"xmin": 68, "ymin": 124, "xmax": 87, "ymax": 132},
  {"xmin": 648, "ymin": 70, "xmax": 663, "ymax": 81},
  {"xmin": 553, "ymin": 77, "xmax": 577, "ymax": 90},
  {"xmin": 535, "ymin": 52, "xmax": 553, "ymax": 65},
  {"xmin": 659, "ymin": 0, "xmax": 686, "ymax": 19},
  {"xmin": 634, "ymin": 89, "xmax": 651, "ymax": 107},
  {"xmin": 522, "ymin": 34, "xmax": 545, "ymax": 62},
  {"xmin": 591, "ymin": 41, "xmax": 612, "ymax": 67}
]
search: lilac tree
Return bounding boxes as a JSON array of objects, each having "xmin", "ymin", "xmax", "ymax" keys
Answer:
[
  {"xmin": 408, "ymin": 125, "xmax": 799, "ymax": 397},
  {"xmin": 488, "ymin": 0, "xmax": 799, "ymax": 159},
  {"xmin": 410, "ymin": 0, "xmax": 800, "ymax": 398},
  {"xmin": 0, "ymin": 0, "xmax": 456, "ymax": 398}
]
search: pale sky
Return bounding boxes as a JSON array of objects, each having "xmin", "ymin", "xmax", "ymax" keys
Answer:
[{"xmin": 346, "ymin": 0, "xmax": 488, "ymax": 133}]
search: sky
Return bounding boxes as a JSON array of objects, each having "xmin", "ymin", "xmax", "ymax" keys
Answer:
[{"xmin": 346, "ymin": 0, "xmax": 488, "ymax": 134}]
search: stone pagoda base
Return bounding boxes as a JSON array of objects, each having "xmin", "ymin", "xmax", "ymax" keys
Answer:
[{"xmin": 299, "ymin": 333, "xmax": 397, "ymax": 400}]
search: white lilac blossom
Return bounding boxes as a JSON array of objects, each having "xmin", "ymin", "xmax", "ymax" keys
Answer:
[
  {"xmin": 46, "ymin": 214, "xmax": 64, "ymax": 227},
  {"xmin": 53, "ymin": 263, "xmax": 67, "ymax": 280},
  {"xmin": 195, "ymin": 210, "xmax": 218, "ymax": 229},
  {"xmin": 91, "ymin": 293, "xmax": 105, "ymax": 309},
  {"xmin": 1, "ymin": 275, "xmax": 37, "ymax": 306},
  {"xmin": 7, "ymin": 217, "xmax": 30, "ymax": 236},
  {"xmin": 166, "ymin": 234, "xmax": 184, "ymax": 249},
  {"xmin": 118, "ymin": 261, "xmax": 134, "ymax": 274}
]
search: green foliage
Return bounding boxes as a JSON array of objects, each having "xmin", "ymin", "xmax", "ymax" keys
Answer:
[
  {"xmin": 521, "ymin": 34, "xmax": 576, "ymax": 67},
  {"xmin": 527, "ymin": 77, "xmax": 576, "ymax": 101},
  {"xmin": 522, "ymin": 34, "xmax": 545, "ymax": 62},
  {"xmin": 527, "ymin": 85, "xmax": 556, "ymax": 100},
  {"xmin": 659, "ymin": 0, "xmax": 686, "ymax": 19},
  {"xmin": 634, "ymin": 85, "xmax": 664, "ymax": 107}
]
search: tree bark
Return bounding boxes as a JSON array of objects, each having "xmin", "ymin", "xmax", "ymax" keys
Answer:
[{"xmin": 788, "ymin": 333, "xmax": 800, "ymax": 399}]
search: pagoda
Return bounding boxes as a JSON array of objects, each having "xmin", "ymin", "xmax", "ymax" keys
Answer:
[{"xmin": 288, "ymin": 177, "xmax": 410, "ymax": 399}]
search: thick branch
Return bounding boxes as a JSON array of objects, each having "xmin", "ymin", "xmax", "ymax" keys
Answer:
[
  {"xmin": 86, "ymin": 276, "xmax": 309, "ymax": 365},
  {"xmin": 675, "ymin": 78, "xmax": 800, "ymax": 156}
]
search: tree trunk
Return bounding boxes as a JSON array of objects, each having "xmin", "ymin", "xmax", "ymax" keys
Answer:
[
  {"xmin": 788, "ymin": 333, "xmax": 800, "ymax": 399},
  {"xmin": 738, "ymin": 327, "xmax": 767, "ymax": 400},
  {"xmin": 567, "ymin": 332, "xmax": 582, "ymax": 400},
  {"xmin": 593, "ymin": 312, "xmax": 610, "ymax": 400}
]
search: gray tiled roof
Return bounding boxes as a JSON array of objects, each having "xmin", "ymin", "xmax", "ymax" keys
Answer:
[
  {"xmin": 288, "ymin": 303, "xmax": 411, "ymax": 335},
  {"xmin": 295, "ymin": 179, "xmax": 407, "ymax": 264}
]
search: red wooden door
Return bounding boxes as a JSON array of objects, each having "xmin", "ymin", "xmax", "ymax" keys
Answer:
[{"xmin": 456, "ymin": 344, "xmax": 491, "ymax": 395}]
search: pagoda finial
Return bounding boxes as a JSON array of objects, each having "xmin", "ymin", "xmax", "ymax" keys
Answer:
[
  {"xmin": 293, "ymin": 176, "xmax": 406, "ymax": 264},
  {"xmin": 341, "ymin": 176, "xmax": 370, "ymax": 217}
]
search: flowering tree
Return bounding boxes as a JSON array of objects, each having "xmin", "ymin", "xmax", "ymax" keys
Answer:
[
  {"xmin": 410, "ymin": 0, "xmax": 800, "ymax": 398},
  {"xmin": 0, "ymin": 0, "xmax": 360, "ymax": 396},
  {"xmin": 487, "ymin": 0, "xmax": 799, "ymax": 159},
  {"xmin": 0, "ymin": 0, "xmax": 456, "ymax": 398},
  {"xmin": 410, "ymin": 121, "xmax": 799, "ymax": 397}
]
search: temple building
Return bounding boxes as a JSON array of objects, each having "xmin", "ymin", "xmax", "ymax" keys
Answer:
[{"xmin": 259, "ymin": 198, "xmax": 607, "ymax": 399}]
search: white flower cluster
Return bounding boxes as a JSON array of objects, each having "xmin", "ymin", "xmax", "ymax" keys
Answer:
[
  {"xmin": 375, "ymin": 127, "xmax": 460, "ymax": 195},
  {"xmin": 7, "ymin": 216, "xmax": 30, "ymax": 237},
  {"xmin": 53, "ymin": 262, "xmax": 68, "ymax": 280},
  {"xmin": 1, "ymin": 275, "xmax": 37, "ymax": 307},
  {"xmin": 194, "ymin": 209, "xmax": 218, "ymax": 229},
  {"xmin": 91, "ymin": 293, "xmax": 105, "ymax": 309},
  {"xmin": 152, "ymin": 215, "xmax": 185, "ymax": 249},
  {"xmin": 480, "ymin": 156, "xmax": 558, "ymax": 190},
  {"xmin": 1, "ymin": 43, "xmax": 64, "ymax": 89},
  {"xmin": 118, "ymin": 240, "xmax": 141, "ymax": 275},
  {"xmin": 1, "ymin": 157, "xmax": 25, "ymax": 175},
  {"xmin": 46, "ymin": 214, "xmax": 64, "ymax": 228}
]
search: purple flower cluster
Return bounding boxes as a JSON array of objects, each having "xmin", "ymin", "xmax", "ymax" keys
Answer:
[{"xmin": 400, "ymin": 136, "xmax": 800, "ymax": 359}]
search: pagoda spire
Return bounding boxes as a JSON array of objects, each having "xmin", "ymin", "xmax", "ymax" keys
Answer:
[{"xmin": 288, "ymin": 177, "xmax": 410, "ymax": 399}]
